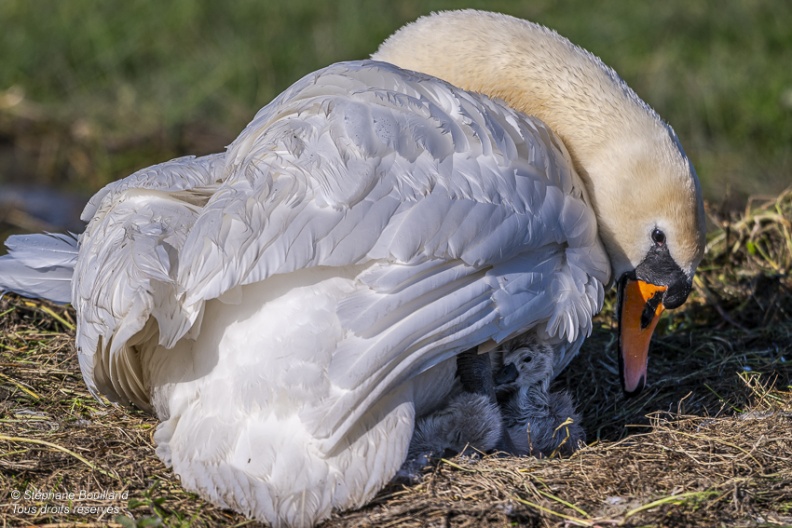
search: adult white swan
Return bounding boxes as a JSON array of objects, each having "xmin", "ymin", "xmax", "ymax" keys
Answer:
[{"xmin": 0, "ymin": 10, "xmax": 705, "ymax": 527}]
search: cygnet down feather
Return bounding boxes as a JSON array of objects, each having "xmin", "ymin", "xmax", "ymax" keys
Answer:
[{"xmin": 495, "ymin": 335, "xmax": 585, "ymax": 456}]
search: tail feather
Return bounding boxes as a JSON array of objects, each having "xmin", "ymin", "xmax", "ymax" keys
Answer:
[{"xmin": 0, "ymin": 232, "xmax": 78, "ymax": 304}]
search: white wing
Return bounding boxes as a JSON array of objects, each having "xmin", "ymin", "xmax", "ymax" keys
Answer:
[
  {"xmin": 73, "ymin": 153, "xmax": 225, "ymax": 405},
  {"xmin": 171, "ymin": 61, "xmax": 609, "ymax": 444},
  {"xmin": 0, "ymin": 232, "xmax": 78, "ymax": 303},
  {"xmin": 73, "ymin": 60, "xmax": 610, "ymax": 525}
]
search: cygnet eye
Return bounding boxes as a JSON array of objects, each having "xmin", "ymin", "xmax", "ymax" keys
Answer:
[
  {"xmin": 521, "ymin": 355, "xmax": 533, "ymax": 364},
  {"xmin": 651, "ymin": 228, "xmax": 666, "ymax": 246}
]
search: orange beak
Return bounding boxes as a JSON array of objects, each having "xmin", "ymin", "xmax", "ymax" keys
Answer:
[{"xmin": 618, "ymin": 278, "xmax": 667, "ymax": 395}]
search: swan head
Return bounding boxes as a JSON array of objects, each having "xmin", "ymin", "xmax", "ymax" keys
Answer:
[
  {"xmin": 374, "ymin": 10, "xmax": 707, "ymax": 395},
  {"xmin": 596, "ymin": 126, "xmax": 706, "ymax": 395}
]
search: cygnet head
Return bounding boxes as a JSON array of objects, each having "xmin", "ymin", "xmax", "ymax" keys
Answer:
[{"xmin": 494, "ymin": 340, "xmax": 555, "ymax": 394}]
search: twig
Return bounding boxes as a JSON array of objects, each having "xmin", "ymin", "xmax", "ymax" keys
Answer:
[
  {"xmin": 510, "ymin": 494, "xmax": 595, "ymax": 526},
  {"xmin": 693, "ymin": 276, "xmax": 749, "ymax": 331},
  {"xmin": 35, "ymin": 304, "xmax": 76, "ymax": 331},
  {"xmin": 623, "ymin": 490, "xmax": 720, "ymax": 519},
  {"xmin": 0, "ymin": 434, "xmax": 119, "ymax": 480},
  {"xmin": 0, "ymin": 371, "xmax": 41, "ymax": 400}
]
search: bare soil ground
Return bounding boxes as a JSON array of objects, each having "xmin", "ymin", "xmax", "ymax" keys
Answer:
[{"xmin": 1, "ymin": 190, "xmax": 790, "ymax": 527}]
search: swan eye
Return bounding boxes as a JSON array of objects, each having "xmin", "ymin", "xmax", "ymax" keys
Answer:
[{"xmin": 651, "ymin": 228, "xmax": 666, "ymax": 246}]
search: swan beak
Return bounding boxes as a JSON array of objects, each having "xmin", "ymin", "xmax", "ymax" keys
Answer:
[{"xmin": 617, "ymin": 277, "xmax": 667, "ymax": 396}]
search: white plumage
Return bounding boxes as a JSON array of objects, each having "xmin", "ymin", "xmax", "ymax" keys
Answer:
[
  {"xmin": 2, "ymin": 60, "xmax": 607, "ymax": 526},
  {"xmin": 0, "ymin": 9, "xmax": 707, "ymax": 527},
  {"xmin": 0, "ymin": 232, "xmax": 78, "ymax": 304}
]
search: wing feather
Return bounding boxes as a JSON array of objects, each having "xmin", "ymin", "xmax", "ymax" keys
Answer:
[
  {"xmin": 173, "ymin": 62, "xmax": 608, "ymax": 446},
  {"xmin": 74, "ymin": 154, "xmax": 224, "ymax": 404},
  {"xmin": 77, "ymin": 61, "xmax": 609, "ymax": 449},
  {"xmin": 0, "ymin": 232, "xmax": 78, "ymax": 303}
]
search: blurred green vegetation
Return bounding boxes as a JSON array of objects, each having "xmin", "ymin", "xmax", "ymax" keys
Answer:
[{"xmin": 0, "ymin": 0, "xmax": 790, "ymax": 206}]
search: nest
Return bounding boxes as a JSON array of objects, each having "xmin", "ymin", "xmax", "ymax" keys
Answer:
[{"xmin": 1, "ymin": 190, "xmax": 791, "ymax": 527}]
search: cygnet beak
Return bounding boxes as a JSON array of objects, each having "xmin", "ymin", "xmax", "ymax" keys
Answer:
[{"xmin": 495, "ymin": 362, "xmax": 519, "ymax": 385}]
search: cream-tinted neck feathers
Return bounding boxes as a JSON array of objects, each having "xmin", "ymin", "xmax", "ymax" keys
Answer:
[{"xmin": 373, "ymin": 10, "xmax": 705, "ymax": 279}]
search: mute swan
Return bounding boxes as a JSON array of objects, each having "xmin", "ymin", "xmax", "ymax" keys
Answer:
[
  {"xmin": 0, "ymin": 9, "xmax": 705, "ymax": 527},
  {"xmin": 494, "ymin": 336, "xmax": 585, "ymax": 456}
]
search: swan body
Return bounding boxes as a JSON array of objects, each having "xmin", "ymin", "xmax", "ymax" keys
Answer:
[
  {"xmin": 75, "ymin": 59, "xmax": 605, "ymax": 526},
  {"xmin": 0, "ymin": 9, "xmax": 705, "ymax": 527}
]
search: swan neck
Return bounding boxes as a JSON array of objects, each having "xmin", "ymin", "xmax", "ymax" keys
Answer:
[{"xmin": 372, "ymin": 10, "xmax": 663, "ymax": 186}]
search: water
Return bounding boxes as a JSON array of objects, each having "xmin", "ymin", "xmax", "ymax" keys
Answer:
[{"xmin": 0, "ymin": 185, "xmax": 87, "ymax": 233}]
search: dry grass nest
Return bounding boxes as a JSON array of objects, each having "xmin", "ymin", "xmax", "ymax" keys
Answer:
[{"xmin": 1, "ymin": 190, "xmax": 790, "ymax": 527}]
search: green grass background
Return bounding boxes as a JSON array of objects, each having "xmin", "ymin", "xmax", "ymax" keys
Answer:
[{"xmin": 1, "ymin": 0, "xmax": 790, "ymax": 204}]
